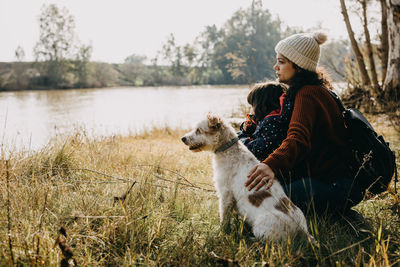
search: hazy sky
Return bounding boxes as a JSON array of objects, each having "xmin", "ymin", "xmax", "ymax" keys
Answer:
[{"xmin": 1, "ymin": 0, "xmax": 351, "ymax": 63}]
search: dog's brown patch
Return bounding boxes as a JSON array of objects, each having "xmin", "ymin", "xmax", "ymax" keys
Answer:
[
  {"xmin": 205, "ymin": 124, "xmax": 222, "ymax": 134},
  {"xmin": 207, "ymin": 114, "xmax": 221, "ymax": 130},
  {"xmin": 248, "ymin": 190, "xmax": 272, "ymax": 207},
  {"xmin": 274, "ymin": 197, "xmax": 294, "ymax": 214}
]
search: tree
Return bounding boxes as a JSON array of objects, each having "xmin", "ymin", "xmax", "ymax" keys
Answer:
[
  {"xmin": 34, "ymin": 4, "xmax": 78, "ymax": 87},
  {"xmin": 340, "ymin": 0, "xmax": 400, "ymax": 105},
  {"xmin": 74, "ymin": 44, "xmax": 93, "ymax": 87},
  {"xmin": 379, "ymin": 0, "xmax": 389, "ymax": 83},
  {"xmin": 160, "ymin": 34, "xmax": 184, "ymax": 76},
  {"xmin": 382, "ymin": 0, "xmax": 400, "ymax": 99},
  {"xmin": 340, "ymin": 0, "xmax": 371, "ymax": 87},
  {"xmin": 213, "ymin": 0, "xmax": 283, "ymax": 83},
  {"xmin": 15, "ymin": 46, "xmax": 25, "ymax": 61},
  {"xmin": 191, "ymin": 25, "xmax": 225, "ymax": 84},
  {"xmin": 196, "ymin": 25, "xmax": 224, "ymax": 70},
  {"xmin": 182, "ymin": 44, "xmax": 197, "ymax": 67},
  {"xmin": 360, "ymin": 0, "xmax": 379, "ymax": 92},
  {"xmin": 10, "ymin": 46, "xmax": 29, "ymax": 90},
  {"xmin": 124, "ymin": 54, "xmax": 147, "ymax": 65}
]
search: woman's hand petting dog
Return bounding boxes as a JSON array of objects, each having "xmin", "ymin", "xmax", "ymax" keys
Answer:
[{"xmin": 246, "ymin": 163, "xmax": 275, "ymax": 191}]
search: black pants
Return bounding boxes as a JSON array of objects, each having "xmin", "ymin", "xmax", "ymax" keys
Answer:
[{"xmin": 281, "ymin": 177, "xmax": 364, "ymax": 216}]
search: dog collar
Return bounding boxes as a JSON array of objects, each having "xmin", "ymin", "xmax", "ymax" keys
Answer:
[{"xmin": 215, "ymin": 137, "xmax": 239, "ymax": 153}]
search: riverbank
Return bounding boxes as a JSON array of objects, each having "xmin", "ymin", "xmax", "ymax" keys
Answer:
[{"xmin": 1, "ymin": 123, "xmax": 399, "ymax": 265}]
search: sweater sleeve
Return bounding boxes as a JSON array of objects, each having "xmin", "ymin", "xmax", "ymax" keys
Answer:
[{"xmin": 262, "ymin": 87, "xmax": 317, "ymax": 174}]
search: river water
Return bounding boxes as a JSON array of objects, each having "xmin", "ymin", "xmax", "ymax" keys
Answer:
[{"xmin": 0, "ymin": 85, "xmax": 250, "ymax": 151}]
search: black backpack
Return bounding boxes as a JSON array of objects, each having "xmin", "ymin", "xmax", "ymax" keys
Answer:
[{"xmin": 326, "ymin": 88, "xmax": 397, "ymax": 194}]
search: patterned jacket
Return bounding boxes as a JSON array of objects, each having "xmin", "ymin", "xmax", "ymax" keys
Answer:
[{"xmin": 238, "ymin": 93, "xmax": 293, "ymax": 161}]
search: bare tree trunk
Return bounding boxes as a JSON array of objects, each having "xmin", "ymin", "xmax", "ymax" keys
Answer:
[
  {"xmin": 340, "ymin": 0, "xmax": 371, "ymax": 86},
  {"xmin": 383, "ymin": 0, "xmax": 400, "ymax": 100},
  {"xmin": 380, "ymin": 0, "xmax": 389, "ymax": 83},
  {"xmin": 361, "ymin": 0, "xmax": 380, "ymax": 93}
]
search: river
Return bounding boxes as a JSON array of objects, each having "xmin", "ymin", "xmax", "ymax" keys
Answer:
[{"xmin": 0, "ymin": 85, "xmax": 249, "ymax": 152}]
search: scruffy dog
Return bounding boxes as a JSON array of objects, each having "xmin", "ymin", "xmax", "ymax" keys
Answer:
[{"xmin": 181, "ymin": 114, "xmax": 309, "ymax": 240}]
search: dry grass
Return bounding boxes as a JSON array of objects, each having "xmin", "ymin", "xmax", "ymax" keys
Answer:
[{"xmin": 0, "ymin": 125, "xmax": 399, "ymax": 266}]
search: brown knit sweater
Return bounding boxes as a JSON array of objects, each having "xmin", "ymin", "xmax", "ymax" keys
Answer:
[{"xmin": 262, "ymin": 85, "xmax": 352, "ymax": 183}]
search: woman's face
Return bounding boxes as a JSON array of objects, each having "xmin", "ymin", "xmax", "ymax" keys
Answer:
[{"xmin": 273, "ymin": 53, "xmax": 296, "ymax": 84}]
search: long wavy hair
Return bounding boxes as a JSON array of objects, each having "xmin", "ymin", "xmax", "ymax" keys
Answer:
[
  {"xmin": 247, "ymin": 82, "xmax": 286, "ymax": 121},
  {"xmin": 287, "ymin": 64, "xmax": 333, "ymax": 101}
]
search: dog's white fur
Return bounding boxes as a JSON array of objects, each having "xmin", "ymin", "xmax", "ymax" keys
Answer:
[{"xmin": 182, "ymin": 114, "xmax": 309, "ymax": 240}]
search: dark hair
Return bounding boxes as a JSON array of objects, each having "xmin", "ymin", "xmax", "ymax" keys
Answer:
[
  {"xmin": 247, "ymin": 82, "xmax": 285, "ymax": 121},
  {"xmin": 287, "ymin": 64, "xmax": 333, "ymax": 101}
]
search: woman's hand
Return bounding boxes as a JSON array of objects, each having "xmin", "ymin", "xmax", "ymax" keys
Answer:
[{"xmin": 245, "ymin": 163, "xmax": 275, "ymax": 191}]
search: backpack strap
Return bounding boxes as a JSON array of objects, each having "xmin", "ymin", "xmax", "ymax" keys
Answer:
[{"xmin": 321, "ymin": 86, "xmax": 346, "ymax": 112}]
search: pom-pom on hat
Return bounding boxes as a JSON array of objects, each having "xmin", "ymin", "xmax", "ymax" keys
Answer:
[{"xmin": 274, "ymin": 32, "xmax": 327, "ymax": 72}]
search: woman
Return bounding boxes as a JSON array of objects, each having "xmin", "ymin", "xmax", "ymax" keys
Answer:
[
  {"xmin": 245, "ymin": 32, "xmax": 364, "ymax": 216},
  {"xmin": 238, "ymin": 82, "xmax": 291, "ymax": 161}
]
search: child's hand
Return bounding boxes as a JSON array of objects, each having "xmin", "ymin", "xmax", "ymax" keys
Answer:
[{"xmin": 243, "ymin": 114, "xmax": 257, "ymax": 133}]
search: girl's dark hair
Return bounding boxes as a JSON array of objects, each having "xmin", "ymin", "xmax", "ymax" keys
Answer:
[
  {"xmin": 287, "ymin": 64, "xmax": 333, "ymax": 101},
  {"xmin": 247, "ymin": 82, "xmax": 285, "ymax": 121}
]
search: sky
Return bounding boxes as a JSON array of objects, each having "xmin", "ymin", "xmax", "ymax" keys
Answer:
[{"xmin": 0, "ymin": 0, "xmax": 353, "ymax": 63}]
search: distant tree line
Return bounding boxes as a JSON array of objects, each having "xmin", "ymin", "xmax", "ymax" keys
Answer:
[{"xmin": 3, "ymin": 0, "xmax": 394, "ymax": 98}]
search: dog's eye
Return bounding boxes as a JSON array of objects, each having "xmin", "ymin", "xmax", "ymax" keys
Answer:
[{"xmin": 196, "ymin": 128, "xmax": 201, "ymax": 134}]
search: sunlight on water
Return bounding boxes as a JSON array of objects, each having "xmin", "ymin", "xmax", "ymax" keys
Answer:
[{"xmin": 0, "ymin": 86, "xmax": 249, "ymax": 152}]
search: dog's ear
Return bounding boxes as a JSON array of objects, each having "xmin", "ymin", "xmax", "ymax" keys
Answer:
[{"xmin": 207, "ymin": 114, "xmax": 221, "ymax": 130}]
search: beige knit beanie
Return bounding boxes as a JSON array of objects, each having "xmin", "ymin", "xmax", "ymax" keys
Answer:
[{"xmin": 274, "ymin": 32, "xmax": 327, "ymax": 72}]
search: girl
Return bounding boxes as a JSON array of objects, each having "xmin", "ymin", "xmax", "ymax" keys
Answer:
[{"xmin": 239, "ymin": 82, "xmax": 292, "ymax": 161}]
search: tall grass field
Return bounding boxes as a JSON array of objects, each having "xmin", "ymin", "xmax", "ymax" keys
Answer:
[{"xmin": 1, "ymin": 119, "xmax": 399, "ymax": 266}]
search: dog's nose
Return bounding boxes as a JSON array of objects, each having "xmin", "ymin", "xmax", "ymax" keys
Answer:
[{"xmin": 181, "ymin": 137, "xmax": 187, "ymax": 143}]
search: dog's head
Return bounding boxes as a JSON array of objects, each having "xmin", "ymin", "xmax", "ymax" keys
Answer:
[{"xmin": 181, "ymin": 114, "xmax": 226, "ymax": 152}]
